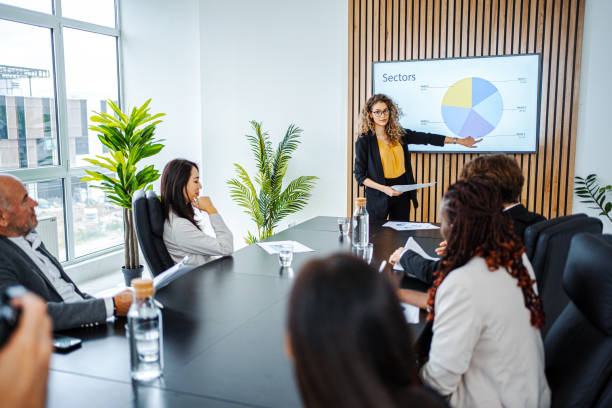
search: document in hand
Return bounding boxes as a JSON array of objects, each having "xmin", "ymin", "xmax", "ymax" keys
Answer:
[
  {"xmin": 153, "ymin": 256, "xmax": 196, "ymax": 290},
  {"xmin": 391, "ymin": 182, "xmax": 436, "ymax": 192},
  {"xmin": 393, "ymin": 237, "xmax": 440, "ymax": 272}
]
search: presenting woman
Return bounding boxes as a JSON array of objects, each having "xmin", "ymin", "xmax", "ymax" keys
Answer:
[
  {"xmin": 161, "ymin": 159, "xmax": 233, "ymax": 266},
  {"xmin": 354, "ymin": 94, "xmax": 481, "ymax": 220}
]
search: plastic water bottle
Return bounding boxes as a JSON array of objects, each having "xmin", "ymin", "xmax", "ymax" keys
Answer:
[
  {"xmin": 352, "ymin": 197, "xmax": 369, "ymax": 248},
  {"xmin": 128, "ymin": 279, "xmax": 163, "ymax": 382}
]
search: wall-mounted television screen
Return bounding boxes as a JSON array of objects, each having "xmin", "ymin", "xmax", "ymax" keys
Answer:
[{"xmin": 372, "ymin": 54, "xmax": 541, "ymax": 153}]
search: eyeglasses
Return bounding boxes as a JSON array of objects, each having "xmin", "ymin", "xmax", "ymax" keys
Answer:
[{"xmin": 372, "ymin": 109, "xmax": 390, "ymax": 117}]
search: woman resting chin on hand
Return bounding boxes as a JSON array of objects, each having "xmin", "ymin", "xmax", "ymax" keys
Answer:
[{"xmin": 161, "ymin": 159, "xmax": 233, "ymax": 266}]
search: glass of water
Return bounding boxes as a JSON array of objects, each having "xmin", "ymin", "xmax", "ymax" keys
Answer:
[
  {"xmin": 337, "ymin": 217, "xmax": 350, "ymax": 235},
  {"xmin": 364, "ymin": 242, "xmax": 374, "ymax": 264},
  {"xmin": 279, "ymin": 243, "xmax": 294, "ymax": 267},
  {"xmin": 351, "ymin": 242, "xmax": 374, "ymax": 264}
]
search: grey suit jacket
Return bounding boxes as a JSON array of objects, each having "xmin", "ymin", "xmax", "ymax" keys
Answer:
[{"xmin": 0, "ymin": 235, "xmax": 107, "ymax": 331}]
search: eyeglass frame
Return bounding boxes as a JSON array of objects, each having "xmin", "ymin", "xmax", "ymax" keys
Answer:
[{"xmin": 371, "ymin": 109, "xmax": 390, "ymax": 117}]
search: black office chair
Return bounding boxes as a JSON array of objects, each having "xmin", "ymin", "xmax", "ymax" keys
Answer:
[
  {"xmin": 523, "ymin": 213, "xmax": 587, "ymax": 260},
  {"xmin": 526, "ymin": 215, "xmax": 602, "ymax": 335},
  {"xmin": 132, "ymin": 189, "xmax": 175, "ymax": 276},
  {"xmin": 544, "ymin": 233, "xmax": 612, "ymax": 408}
]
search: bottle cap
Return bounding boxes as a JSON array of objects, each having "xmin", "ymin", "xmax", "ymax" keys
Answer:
[
  {"xmin": 131, "ymin": 278, "xmax": 155, "ymax": 298},
  {"xmin": 356, "ymin": 197, "xmax": 366, "ymax": 206}
]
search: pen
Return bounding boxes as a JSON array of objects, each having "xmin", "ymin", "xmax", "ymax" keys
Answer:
[{"xmin": 378, "ymin": 260, "xmax": 387, "ymax": 273}]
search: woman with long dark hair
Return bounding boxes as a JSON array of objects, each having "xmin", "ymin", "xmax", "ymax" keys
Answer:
[
  {"xmin": 161, "ymin": 159, "xmax": 233, "ymax": 266},
  {"xmin": 401, "ymin": 178, "xmax": 550, "ymax": 407},
  {"xmin": 286, "ymin": 254, "xmax": 447, "ymax": 408},
  {"xmin": 354, "ymin": 94, "xmax": 481, "ymax": 221}
]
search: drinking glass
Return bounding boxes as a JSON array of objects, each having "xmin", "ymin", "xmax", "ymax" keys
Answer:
[
  {"xmin": 337, "ymin": 217, "xmax": 350, "ymax": 235},
  {"xmin": 352, "ymin": 242, "xmax": 373, "ymax": 264},
  {"xmin": 278, "ymin": 243, "xmax": 294, "ymax": 267},
  {"xmin": 364, "ymin": 243, "xmax": 374, "ymax": 264}
]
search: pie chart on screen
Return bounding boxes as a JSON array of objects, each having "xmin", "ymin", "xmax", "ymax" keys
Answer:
[{"xmin": 441, "ymin": 77, "xmax": 503, "ymax": 138}]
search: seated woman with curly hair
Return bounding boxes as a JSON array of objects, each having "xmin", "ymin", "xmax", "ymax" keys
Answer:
[{"xmin": 399, "ymin": 177, "xmax": 550, "ymax": 407}]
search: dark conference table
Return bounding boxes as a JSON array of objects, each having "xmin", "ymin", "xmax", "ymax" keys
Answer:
[{"xmin": 48, "ymin": 216, "xmax": 442, "ymax": 408}]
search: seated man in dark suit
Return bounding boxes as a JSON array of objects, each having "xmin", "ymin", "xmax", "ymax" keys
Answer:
[
  {"xmin": 0, "ymin": 175, "xmax": 133, "ymax": 331},
  {"xmin": 389, "ymin": 154, "xmax": 546, "ymax": 285}
]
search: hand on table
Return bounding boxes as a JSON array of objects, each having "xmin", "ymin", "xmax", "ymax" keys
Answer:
[
  {"xmin": 388, "ymin": 247, "xmax": 405, "ymax": 265},
  {"xmin": 113, "ymin": 290, "xmax": 133, "ymax": 317},
  {"xmin": 397, "ymin": 289, "xmax": 429, "ymax": 310}
]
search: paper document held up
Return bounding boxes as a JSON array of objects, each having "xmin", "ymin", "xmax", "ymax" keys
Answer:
[
  {"xmin": 391, "ymin": 182, "xmax": 436, "ymax": 193},
  {"xmin": 393, "ymin": 237, "xmax": 440, "ymax": 272}
]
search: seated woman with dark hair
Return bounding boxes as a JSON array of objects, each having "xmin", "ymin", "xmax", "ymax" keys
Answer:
[
  {"xmin": 389, "ymin": 154, "xmax": 546, "ymax": 285},
  {"xmin": 286, "ymin": 254, "xmax": 447, "ymax": 408},
  {"xmin": 161, "ymin": 159, "xmax": 233, "ymax": 266},
  {"xmin": 398, "ymin": 178, "xmax": 550, "ymax": 407}
]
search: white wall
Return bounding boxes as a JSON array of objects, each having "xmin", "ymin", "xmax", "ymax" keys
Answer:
[
  {"xmin": 68, "ymin": 0, "xmax": 202, "ymax": 281},
  {"xmin": 199, "ymin": 0, "xmax": 348, "ymax": 248},
  {"xmin": 574, "ymin": 0, "xmax": 612, "ymax": 233},
  {"xmin": 120, "ymin": 0, "xmax": 202, "ymax": 174}
]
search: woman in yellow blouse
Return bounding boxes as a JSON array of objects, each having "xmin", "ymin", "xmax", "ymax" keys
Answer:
[{"xmin": 354, "ymin": 94, "xmax": 481, "ymax": 220}]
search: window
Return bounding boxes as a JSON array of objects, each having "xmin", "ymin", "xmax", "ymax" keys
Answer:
[{"xmin": 0, "ymin": 1, "xmax": 122, "ymax": 265}]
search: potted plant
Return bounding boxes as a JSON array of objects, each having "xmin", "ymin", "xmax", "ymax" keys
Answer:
[
  {"xmin": 575, "ymin": 174, "xmax": 612, "ymax": 223},
  {"xmin": 82, "ymin": 99, "xmax": 165, "ymax": 285},
  {"xmin": 227, "ymin": 120, "xmax": 318, "ymax": 244}
]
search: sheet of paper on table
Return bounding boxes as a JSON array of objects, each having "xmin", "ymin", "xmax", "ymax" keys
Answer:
[
  {"xmin": 391, "ymin": 182, "xmax": 436, "ymax": 192},
  {"xmin": 154, "ymin": 256, "xmax": 196, "ymax": 290},
  {"xmin": 393, "ymin": 237, "xmax": 440, "ymax": 272},
  {"xmin": 382, "ymin": 221, "xmax": 440, "ymax": 231},
  {"xmin": 257, "ymin": 240, "xmax": 315, "ymax": 255},
  {"xmin": 401, "ymin": 302, "xmax": 420, "ymax": 323}
]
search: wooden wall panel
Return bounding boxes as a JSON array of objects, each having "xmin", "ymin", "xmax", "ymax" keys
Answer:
[{"xmin": 347, "ymin": 0, "xmax": 585, "ymax": 221}]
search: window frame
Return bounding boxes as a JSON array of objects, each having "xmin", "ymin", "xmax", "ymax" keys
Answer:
[{"xmin": 0, "ymin": 0, "xmax": 125, "ymax": 266}]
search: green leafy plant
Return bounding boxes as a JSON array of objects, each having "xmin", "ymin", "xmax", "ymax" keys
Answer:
[
  {"xmin": 227, "ymin": 121, "xmax": 318, "ymax": 244},
  {"xmin": 575, "ymin": 174, "xmax": 612, "ymax": 223},
  {"xmin": 81, "ymin": 99, "xmax": 165, "ymax": 269}
]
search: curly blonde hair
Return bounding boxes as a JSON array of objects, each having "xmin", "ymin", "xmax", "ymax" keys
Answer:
[{"xmin": 358, "ymin": 94, "xmax": 405, "ymax": 145}]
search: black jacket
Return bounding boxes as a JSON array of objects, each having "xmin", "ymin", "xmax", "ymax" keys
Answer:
[
  {"xmin": 0, "ymin": 235, "xmax": 107, "ymax": 331},
  {"xmin": 354, "ymin": 130, "xmax": 445, "ymax": 220},
  {"xmin": 399, "ymin": 204, "xmax": 546, "ymax": 285}
]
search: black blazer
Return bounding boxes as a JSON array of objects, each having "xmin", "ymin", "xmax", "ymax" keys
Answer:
[
  {"xmin": 399, "ymin": 204, "xmax": 546, "ymax": 285},
  {"xmin": 354, "ymin": 130, "xmax": 445, "ymax": 219},
  {"xmin": 0, "ymin": 235, "xmax": 107, "ymax": 331}
]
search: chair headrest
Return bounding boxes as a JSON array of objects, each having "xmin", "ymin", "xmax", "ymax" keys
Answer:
[
  {"xmin": 563, "ymin": 233, "xmax": 612, "ymax": 335},
  {"xmin": 144, "ymin": 190, "xmax": 165, "ymax": 237},
  {"xmin": 524, "ymin": 213, "xmax": 588, "ymax": 259}
]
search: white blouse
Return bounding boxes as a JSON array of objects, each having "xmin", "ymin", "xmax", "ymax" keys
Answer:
[
  {"xmin": 421, "ymin": 254, "xmax": 551, "ymax": 408},
  {"xmin": 163, "ymin": 210, "xmax": 233, "ymax": 266}
]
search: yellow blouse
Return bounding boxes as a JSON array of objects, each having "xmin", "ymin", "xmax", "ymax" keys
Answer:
[{"xmin": 377, "ymin": 138, "xmax": 406, "ymax": 178}]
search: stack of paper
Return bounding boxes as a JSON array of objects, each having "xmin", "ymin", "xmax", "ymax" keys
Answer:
[
  {"xmin": 383, "ymin": 221, "xmax": 440, "ymax": 231},
  {"xmin": 256, "ymin": 240, "xmax": 314, "ymax": 254}
]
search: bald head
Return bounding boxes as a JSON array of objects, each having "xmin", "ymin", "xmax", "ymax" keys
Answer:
[
  {"xmin": 0, "ymin": 175, "xmax": 23, "ymax": 209},
  {"xmin": 0, "ymin": 175, "xmax": 39, "ymax": 237}
]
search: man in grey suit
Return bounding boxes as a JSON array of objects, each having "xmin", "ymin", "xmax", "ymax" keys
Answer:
[{"xmin": 0, "ymin": 175, "xmax": 133, "ymax": 331}]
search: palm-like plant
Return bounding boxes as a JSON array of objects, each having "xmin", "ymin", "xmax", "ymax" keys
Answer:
[
  {"xmin": 81, "ymin": 99, "xmax": 165, "ymax": 270},
  {"xmin": 575, "ymin": 174, "xmax": 612, "ymax": 223},
  {"xmin": 228, "ymin": 121, "xmax": 318, "ymax": 244}
]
